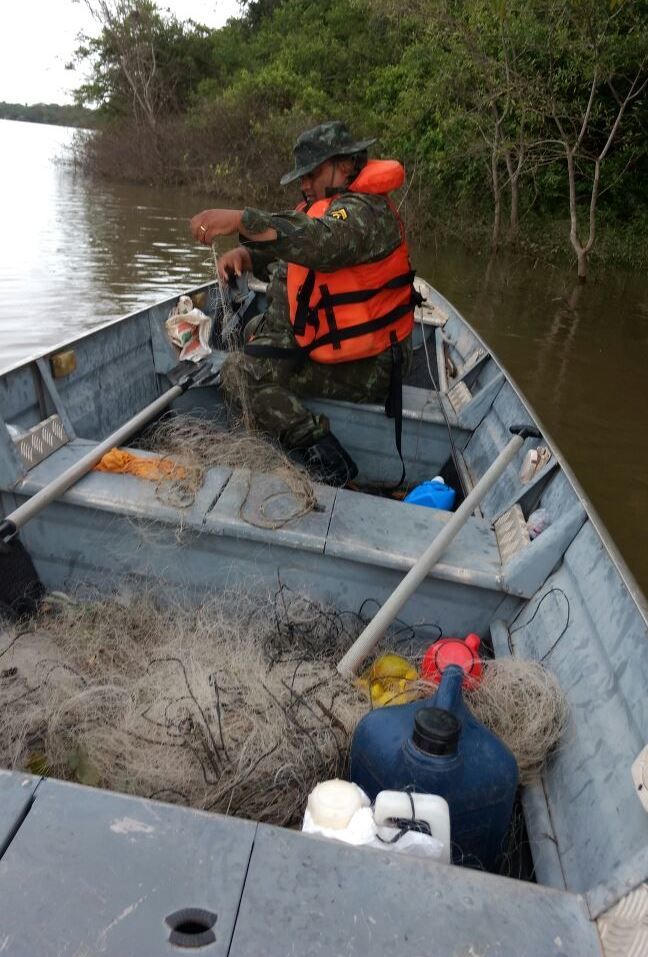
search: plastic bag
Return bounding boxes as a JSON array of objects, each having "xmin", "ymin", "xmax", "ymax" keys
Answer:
[
  {"xmin": 527, "ymin": 508, "xmax": 551, "ymax": 539},
  {"xmin": 302, "ymin": 804, "xmax": 377, "ymax": 847},
  {"xmin": 356, "ymin": 653, "xmax": 419, "ymax": 708},
  {"xmin": 165, "ymin": 295, "xmax": 213, "ymax": 362}
]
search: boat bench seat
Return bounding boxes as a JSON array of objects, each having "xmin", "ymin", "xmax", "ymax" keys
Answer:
[
  {"xmin": 14, "ymin": 439, "xmax": 503, "ymax": 591},
  {"xmin": 13, "ymin": 438, "xmax": 583, "ymax": 610},
  {"xmin": 303, "ymin": 386, "xmax": 470, "ymax": 487},
  {"xmin": 0, "ymin": 770, "xmax": 601, "ymax": 956}
]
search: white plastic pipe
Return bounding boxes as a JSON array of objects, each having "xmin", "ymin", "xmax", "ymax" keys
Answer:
[{"xmin": 337, "ymin": 432, "xmax": 525, "ymax": 677}]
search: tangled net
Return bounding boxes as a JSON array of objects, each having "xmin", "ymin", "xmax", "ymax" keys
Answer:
[
  {"xmin": 0, "ymin": 587, "xmax": 367, "ymax": 826},
  {"xmin": 0, "ymin": 582, "xmax": 568, "ymax": 827},
  {"xmin": 466, "ymin": 659, "xmax": 569, "ymax": 785},
  {"xmin": 146, "ymin": 261, "xmax": 316, "ymax": 526},
  {"xmin": 141, "ymin": 414, "xmax": 317, "ymax": 528}
]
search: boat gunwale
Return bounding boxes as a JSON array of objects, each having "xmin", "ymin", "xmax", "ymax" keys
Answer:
[
  {"xmin": 0, "ymin": 282, "xmax": 215, "ymax": 379},
  {"xmin": 420, "ymin": 279, "xmax": 648, "ymax": 628}
]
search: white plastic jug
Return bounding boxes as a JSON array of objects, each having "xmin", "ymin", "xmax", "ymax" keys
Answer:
[
  {"xmin": 302, "ymin": 781, "xmax": 450, "ymax": 862},
  {"xmin": 374, "ymin": 791, "xmax": 451, "ymax": 863}
]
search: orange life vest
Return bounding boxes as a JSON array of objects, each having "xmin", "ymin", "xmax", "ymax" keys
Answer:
[{"xmin": 285, "ymin": 160, "xmax": 416, "ymax": 364}]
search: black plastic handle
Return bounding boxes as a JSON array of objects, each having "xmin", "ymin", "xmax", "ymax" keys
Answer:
[
  {"xmin": 509, "ymin": 424, "xmax": 541, "ymax": 440},
  {"xmin": 178, "ymin": 365, "xmax": 221, "ymax": 393},
  {"xmin": 0, "ymin": 519, "xmax": 17, "ymax": 544}
]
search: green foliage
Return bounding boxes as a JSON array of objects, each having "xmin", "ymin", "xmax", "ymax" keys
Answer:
[
  {"xmin": 75, "ymin": 1, "xmax": 215, "ymax": 119},
  {"xmin": 72, "ymin": 0, "xmax": 648, "ymax": 264}
]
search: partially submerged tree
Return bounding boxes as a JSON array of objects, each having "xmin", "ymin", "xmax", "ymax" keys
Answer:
[
  {"xmin": 368, "ymin": 0, "xmax": 542, "ymax": 251},
  {"xmin": 369, "ymin": 0, "xmax": 647, "ymax": 275},
  {"xmin": 539, "ymin": 0, "xmax": 648, "ymax": 280}
]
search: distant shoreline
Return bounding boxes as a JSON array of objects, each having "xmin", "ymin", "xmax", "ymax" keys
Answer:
[{"xmin": 0, "ymin": 101, "xmax": 96, "ymax": 129}]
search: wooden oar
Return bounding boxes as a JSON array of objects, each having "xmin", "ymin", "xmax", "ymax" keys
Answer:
[
  {"xmin": 337, "ymin": 425, "xmax": 539, "ymax": 677},
  {"xmin": 0, "ymin": 361, "xmax": 220, "ymax": 617}
]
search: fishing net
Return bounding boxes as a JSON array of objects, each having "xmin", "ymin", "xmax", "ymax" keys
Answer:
[
  {"xmin": 465, "ymin": 658, "xmax": 569, "ymax": 785},
  {"xmin": 212, "ymin": 249, "xmax": 254, "ymax": 430},
  {"xmin": 0, "ymin": 576, "xmax": 568, "ymax": 830},
  {"xmin": 140, "ymin": 413, "xmax": 317, "ymax": 528},
  {"xmin": 146, "ymin": 254, "xmax": 317, "ymax": 526},
  {"xmin": 0, "ymin": 587, "xmax": 368, "ymax": 826}
]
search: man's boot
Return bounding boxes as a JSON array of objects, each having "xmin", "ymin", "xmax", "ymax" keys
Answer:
[{"xmin": 292, "ymin": 432, "xmax": 358, "ymax": 487}]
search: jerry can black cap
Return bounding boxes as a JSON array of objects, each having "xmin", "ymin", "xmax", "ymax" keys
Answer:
[{"xmin": 412, "ymin": 707, "xmax": 461, "ymax": 755}]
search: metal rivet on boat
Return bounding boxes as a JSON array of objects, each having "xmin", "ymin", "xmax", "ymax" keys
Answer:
[
  {"xmin": 165, "ymin": 908, "xmax": 217, "ymax": 949},
  {"xmin": 50, "ymin": 350, "xmax": 77, "ymax": 378}
]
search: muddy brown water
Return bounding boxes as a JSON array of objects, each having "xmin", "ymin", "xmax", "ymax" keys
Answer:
[{"xmin": 1, "ymin": 119, "xmax": 647, "ymax": 594}]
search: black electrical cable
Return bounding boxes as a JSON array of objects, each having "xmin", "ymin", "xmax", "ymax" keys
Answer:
[
  {"xmin": 376, "ymin": 790, "xmax": 433, "ymax": 845},
  {"xmin": 508, "ymin": 587, "xmax": 571, "ymax": 661},
  {"xmin": 420, "ymin": 322, "xmax": 468, "ymax": 500}
]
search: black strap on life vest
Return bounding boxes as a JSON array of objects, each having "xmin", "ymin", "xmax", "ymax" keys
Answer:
[
  {"xmin": 244, "ymin": 295, "xmax": 416, "ymax": 361},
  {"xmin": 293, "ymin": 269, "xmax": 317, "ymax": 337},
  {"xmin": 319, "ymin": 283, "xmax": 342, "ymax": 351},
  {"xmin": 312, "ymin": 269, "xmax": 416, "ymax": 310}
]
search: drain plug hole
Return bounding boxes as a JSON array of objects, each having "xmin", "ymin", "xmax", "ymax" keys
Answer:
[{"xmin": 165, "ymin": 908, "xmax": 217, "ymax": 949}]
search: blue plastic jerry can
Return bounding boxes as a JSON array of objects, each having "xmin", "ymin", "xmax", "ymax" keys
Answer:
[
  {"xmin": 403, "ymin": 477, "xmax": 455, "ymax": 511},
  {"xmin": 349, "ymin": 665, "xmax": 518, "ymax": 871}
]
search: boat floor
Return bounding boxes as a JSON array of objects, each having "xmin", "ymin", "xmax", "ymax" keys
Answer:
[{"xmin": 0, "ymin": 769, "xmax": 600, "ymax": 956}]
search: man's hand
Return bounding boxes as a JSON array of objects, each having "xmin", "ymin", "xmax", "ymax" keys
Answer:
[
  {"xmin": 190, "ymin": 209, "xmax": 243, "ymax": 244},
  {"xmin": 217, "ymin": 247, "xmax": 252, "ymax": 283}
]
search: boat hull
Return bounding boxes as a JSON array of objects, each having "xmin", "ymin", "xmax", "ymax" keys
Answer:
[{"xmin": 1, "ymin": 276, "xmax": 646, "ymax": 955}]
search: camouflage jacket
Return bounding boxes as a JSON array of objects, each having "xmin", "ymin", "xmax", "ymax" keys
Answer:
[{"xmin": 240, "ymin": 192, "xmax": 404, "ymax": 341}]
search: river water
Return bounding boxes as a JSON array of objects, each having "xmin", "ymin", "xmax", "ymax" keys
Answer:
[{"xmin": 1, "ymin": 119, "xmax": 647, "ymax": 593}]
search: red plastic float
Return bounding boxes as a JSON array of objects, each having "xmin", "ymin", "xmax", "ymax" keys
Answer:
[{"xmin": 421, "ymin": 633, "xmax": 483, "ymax": 688}]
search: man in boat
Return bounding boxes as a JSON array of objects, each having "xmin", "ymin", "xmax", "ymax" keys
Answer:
[{"xmin": 189, "ymin": 120, "xmax": 418, "ymax": 486}]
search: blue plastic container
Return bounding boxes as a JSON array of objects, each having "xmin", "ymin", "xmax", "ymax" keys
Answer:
[
  {"xmin": 350, "ymin": 665, "xmax": 518, "ymax": 870},
  {"xmin": 403, "ymin": 479, "xmax": 455, "ymax": 511}
]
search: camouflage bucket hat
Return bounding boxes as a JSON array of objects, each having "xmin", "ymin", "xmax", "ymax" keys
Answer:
[{"xmin": 280, "ymin": 120, "xmax": 376, "ymax": 186}]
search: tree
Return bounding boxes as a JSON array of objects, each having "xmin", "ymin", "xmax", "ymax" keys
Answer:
[
  {"xmin": 76, "ymin": 1, "xmax": 213, "ymax": 128},
  {"xmin": 367, "ymin": 0, "xmax": 541, "ymax": 250},
  {"xmin": 538, "ymin": 0, "xmax": 648, "ymax": 280},
  {"xmin": 371, "ymin": 0, "xmax": 647, "ymax": 275}
]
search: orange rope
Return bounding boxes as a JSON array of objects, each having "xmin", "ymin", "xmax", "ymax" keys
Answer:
[{"xmin": 94, "ymin": 448, "xmax": 187, "ymax": 481}]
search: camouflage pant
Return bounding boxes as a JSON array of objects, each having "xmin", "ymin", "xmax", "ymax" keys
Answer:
[{"xmin": 220, "ymin": 308, "xmax": 412, "ymax": 450}]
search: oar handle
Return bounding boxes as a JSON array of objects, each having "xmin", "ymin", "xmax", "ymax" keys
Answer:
[{"xmin": 337, "ymin": 426, "xmax": 539, "ymax": 678}]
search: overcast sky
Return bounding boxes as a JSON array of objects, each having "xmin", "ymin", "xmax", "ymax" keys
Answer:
[{"xmin": 0, "ymin": 1, "xmax": 242, "ymax": 106}]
